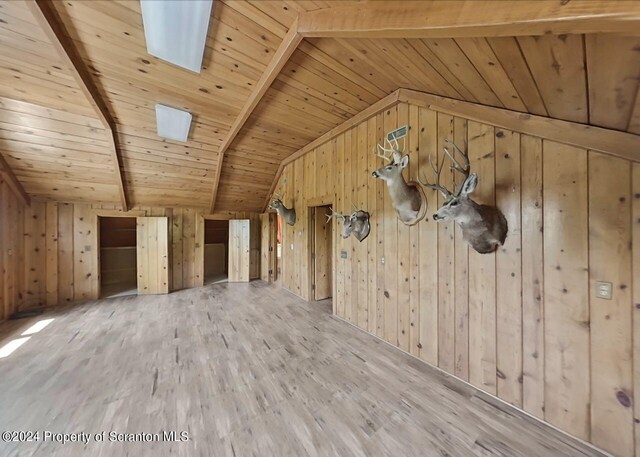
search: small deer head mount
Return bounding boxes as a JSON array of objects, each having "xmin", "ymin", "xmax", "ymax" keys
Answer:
[
  {"xmin": 326, "ymin": 206, "xmax": 371, "ymax": 242},
  {"xmin": 371, "ymin": 135, "xmax": 426, "ymax": 226},
  {"xmin": 419, "ymin": 140, "xmax": 508, "ymax": 254},
  {"xmin": 268, "ymin": 193, "xmax": 296, "ymax": 226}
]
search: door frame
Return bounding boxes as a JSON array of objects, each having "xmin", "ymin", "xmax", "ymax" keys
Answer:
[
  {"xmin": 95, "ymin": 210, "xmax": 146, "ymax": 299},
  {"xmin": 97, "ymin": 215, "xmax": 139, "ymax": 298},
  {"xmin": 307, "ymin": 195, "xmax": 336, "ymax": 304}
]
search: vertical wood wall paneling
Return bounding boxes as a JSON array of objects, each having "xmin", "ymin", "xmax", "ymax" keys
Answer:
[
  {"xmin": 375, "ymin": 112, "xmax": 386, "ymax": 339},
  {"xmin": 588, "ymin": 152, "xmax": 633, "ymax": 457},
  {"xmin": 172, "ymin": 208, "xmax": 184, "ymax": 290},
  {"xmin": 520, "ymin": 135, "xmax": 545, "ymax": 418},
  {"xmin": 45, "ymin": 202, "xmax": 58, "ymax": 306},
  {"xmin": 336, "ymin": 132, "xmax": 345, "ymax": 318},
  {"xmin": 0, "ymin": 178, "xmax": 5, "ymax": 320},
  {"xmin": 543, "ymin": 140, "xmax": 590, "ymax": 441},
  {"xmin": 367, "ymin": 115, "xmax": 378, "ymax": 335},
  {"xmin": 57, "ymin": 203, "xmax": 74, "ymax": 303},
  {"xmin": 436, "ymin": 112, "xmax": 455, "ymax": 372},
  {"xmin": 467, "ymin": 120, "xmax": 497, "ymax": 395},
  {"xmin": 382, "ymin": 105, "xmax": 398, "ymax": 344},
  {"xmin": 632, "ymin": 163, "xmax": 640, "ymax": 457},
  {"xmin": 357, "ymin": 120, "xmax": 368, "ymax": 329},
  {"xmin": 418, "ymin": 107, "xmax": 438, "ymax": 365},
  {"xmin": 349, "ymin": 125, "xmax": 359, "ymax": 323},
  {"xmin": 24, "ymin": 201, "xmax": 46, "ymax": 308},
  {"xmin": 408, "ymin": 104, "xmax": 420, "ymax": 356},
  {"xmin": 453, "ymin": 116, "xmax": 469, "ymax": 380},
  {"xmin": 397, "ymin": 103, "xmax": 410, "ymax": 350},
  {"xmin": 495, "ymin": 128, "xmax": 523, "ymax": 407}
]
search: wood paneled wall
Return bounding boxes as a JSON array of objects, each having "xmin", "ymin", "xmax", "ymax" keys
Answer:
[
  {"xmin": 0, "ymin": 175, "xmax": 25, "ymax": 321},
  {"xmin": 16, "ymin": 202, "xmax": 260, "ymax": 309},
  {"xmin": 273, "ymin": 98, "xmax": 640, "ymax": 456}
]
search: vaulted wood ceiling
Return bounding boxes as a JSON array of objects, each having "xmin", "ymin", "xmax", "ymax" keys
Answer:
[{"xmin": 0, "ymin": 1, "xmax": 639, "ymax": 211}]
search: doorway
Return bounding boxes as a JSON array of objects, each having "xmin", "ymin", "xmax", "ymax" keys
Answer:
[
  {"xmin": 260, "ymin": 213, "xmax": 278, "ymax": 282},
  {"xmin": 310, "ymin": 205, "xmax": 333, "ymax": 301},
  {"xmin": 99, "ymin": 217, "xmax": 137, "ymax": 298},
  {"xmin": 204, "ymin": 219, "xmax": 229, "ymax": 285}
]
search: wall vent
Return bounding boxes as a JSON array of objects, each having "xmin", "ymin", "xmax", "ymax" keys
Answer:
[{"xmin": 387, "ymin": 125, "xmax": 408, "ymax": 142}]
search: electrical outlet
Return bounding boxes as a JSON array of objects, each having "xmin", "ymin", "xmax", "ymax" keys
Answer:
[
  {"xmin": 381, "ymin": 256, "xmax": 385, "ymax": 265},
  {"xmin": 595, "ymin": 281, "xmax": 612, "ymax": 300}
]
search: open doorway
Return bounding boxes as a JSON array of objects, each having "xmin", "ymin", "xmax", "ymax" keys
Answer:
[
  {"xmin": 99, "ymin": 217, "xmax": 137, "ymax": 298},
  {"xmin": 310, "ymin": 205, "xmax": 333, "ymax": 302},
  {"xmin": 204, "ymin": 219, "xmax": 229, "ymax": 285}
]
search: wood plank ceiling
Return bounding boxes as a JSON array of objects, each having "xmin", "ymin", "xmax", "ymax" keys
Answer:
[{"xmin": 0, "ymin": 1, "xmax": 639, "ymax": 211}]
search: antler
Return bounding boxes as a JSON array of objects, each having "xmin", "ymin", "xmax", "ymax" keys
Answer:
[
  {"xmin": 326, "ymin": 207, "xmax": 347, "ymax": 223},
  {"xmin": 418, "ymin": 152, "xmax": 453, "ymax": 200},
  {"xmin": 443, "ymin": 139, "xmax": 470, "ymax": 196},
  {"xmin": 373, "ymin": 136, "xmax": 405, "ymax": 164},
  {"xmin": 419, "ymin": 140, "xmax": 471, "ymax": 199}
]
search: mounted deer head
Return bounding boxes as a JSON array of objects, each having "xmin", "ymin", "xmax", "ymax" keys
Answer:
[
  {"xmin": 419, "ymin": 139, "xmax": 508, "ymax": 254},
  {"xmin": 268, "ymin": 193, "xmax": 296, "ymax": 226},
  {"xmin": 371, "ymin": 135, "xmax": 425, "ymax": 225},
  {"xmin": 326, "ymin": 205, "xmax": 370, "ymax": 242}
]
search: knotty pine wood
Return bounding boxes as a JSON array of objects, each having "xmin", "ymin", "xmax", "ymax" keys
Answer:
[
  {"xmin": 10, "ymin": 203, "xmax": 261, "ymax": 313},
  {"xmin": 136, "ymin": 217, "xmax": 169, "ymax": 295},
  {"xmin": 0, "ymin": 175, "xmax": 25, "ymax": 321},
  {"xmin": 0, "ymin": 281, "xmax": 607, "ymax": 457},
  {"xmin": 273, "ymin": 99, "xmax": 640, "ymax": 456},
  {"xmin": 3, "ymin": 0, "xmax": 639, "ymax": 211}
]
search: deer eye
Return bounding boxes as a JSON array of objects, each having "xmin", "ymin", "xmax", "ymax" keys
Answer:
[
  {"xmin": 385, "ymin": 166, "xmax": 392, "ymax": 171},
  {"xmin": 450, "ymin": 200, "xmax": 459, "ymax": 207}
]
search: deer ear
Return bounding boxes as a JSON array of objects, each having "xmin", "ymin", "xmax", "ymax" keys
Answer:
[
  {"xmin": 399, "ymin": 155, "xmax": 409, "ymax": 169},
  {"xmin": 461, "ymin": 173, "xmax": 478, "ymax": 196}
]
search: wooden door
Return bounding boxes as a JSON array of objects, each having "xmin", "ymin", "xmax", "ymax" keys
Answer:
[
  {"xmin": 136, "ymin": 217, "xmax": 169, "ymax": 294},
  {"xmin": 260, "ymin": 213, "xmax": 277, "ymax": 282},
  {"xmin": 229, "ymin": 219, "xmax": 250, "ymax": 282},
  {"xmin": 312, "ymin": 206, "xmax": 332, "ymax": 300}
]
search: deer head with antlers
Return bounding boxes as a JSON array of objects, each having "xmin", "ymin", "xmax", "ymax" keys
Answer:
[
  {"xmin": 268, "ymin": 193, "xmax": 296, "ymax": 226},
  {"xmin": 326, "ymin": 205, "xmax": 371, "ymax": 242},
  {"xmin": 419, "ymin": 139, "xmax": 508, "ymax": 254},
  {"xmin": 371, "ymin": 135, "xmax": 426, "ymax": 225}
]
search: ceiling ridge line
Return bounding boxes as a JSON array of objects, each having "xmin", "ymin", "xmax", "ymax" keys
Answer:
[{"xmin": 209, "ymin": 15, "xmax": 302, "ymax": 213}]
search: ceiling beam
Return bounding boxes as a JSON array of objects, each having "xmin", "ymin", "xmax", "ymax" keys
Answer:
[
  {"xmin": 209, "ymin": 17, "xmax": 302, "ymax": 213},
  {"xmin": 297, "ymin": 1, "xmax": 640, "ymax": 38},
  {"xmin": 0, "ymin": 153, "xmax": 30, "ymax": 206},
  {"xmin": 26, "ymin": 0, "xmax": 129, "ymax": 211}
]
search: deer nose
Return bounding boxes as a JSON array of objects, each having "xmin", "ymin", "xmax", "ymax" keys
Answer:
[
  {"xmin": 372, "ymin": 171, "xmax": 378, "ymax": 177},
  {"xmin": 432, "ymin": 214, "xmax": 439, "ymax": 220}
]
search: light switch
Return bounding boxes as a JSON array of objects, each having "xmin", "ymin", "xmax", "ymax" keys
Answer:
[
  {"xmin": 595, "ymin": 281, "xmax": 612, "ymax": 300},
  {"xmin": 290, "ymin": 243, "xmax": 294, "ymax": 250},
  {"xmin": 340, "ymin": 250, "xmax": 348, "ymax": 259}
]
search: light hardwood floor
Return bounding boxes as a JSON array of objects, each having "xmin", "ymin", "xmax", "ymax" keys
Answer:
[{"xmin": 0, "ymin": 281, "xmax": 606, "ymax": 457}]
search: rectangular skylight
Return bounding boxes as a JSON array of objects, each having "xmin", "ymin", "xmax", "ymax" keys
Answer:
[
  {"xmin": 156, "ymin": 104, "xmax": 192, "ymax": 142},
  {"xmin": 140, "ymin": 0, "xmax": 213, "ymax": 73}
]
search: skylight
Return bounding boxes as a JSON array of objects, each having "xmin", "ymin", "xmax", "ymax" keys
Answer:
[
  {"xmin": 155, "ymin": 104, "xmax": 192, "ymax": 142},
  {"xmin": 140, "ymin": 0, "xmax": 213, "ymax": 73}
]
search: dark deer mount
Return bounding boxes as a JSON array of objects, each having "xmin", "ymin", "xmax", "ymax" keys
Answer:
[
  {"xmin": 268, "ymin": 193, "xmax": 296, "ymax": 226},
  {"xmin": 326, "ymin": 206, "xmax": 371, "ymax": 242},
  {"xmin": 419, "ymin": 139, "xmax": 508, "ymax": 254}
]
